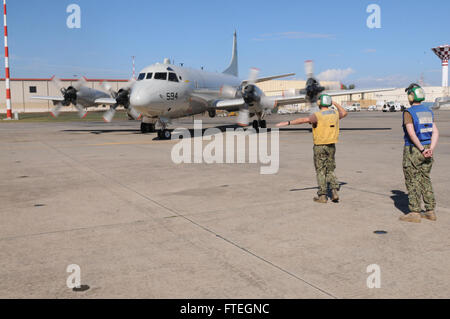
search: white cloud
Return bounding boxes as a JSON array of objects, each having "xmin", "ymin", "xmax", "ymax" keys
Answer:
[
  {"xmin": 317, "ymin": 68, "xmax": 355, "ymax": 81},
  {"xmin": 253, "ymin": 31, "xmax": 334, "ymax": 41}
]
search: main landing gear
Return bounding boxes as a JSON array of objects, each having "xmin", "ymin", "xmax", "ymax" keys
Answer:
[{"xmin": 252, "ymin": 119, "xmax": 267, "ymax": 130}]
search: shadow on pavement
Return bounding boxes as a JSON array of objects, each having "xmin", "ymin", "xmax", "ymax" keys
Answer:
[{"xmin": 391, "ymin": 190, "xmax": 409, "ymax": 215}]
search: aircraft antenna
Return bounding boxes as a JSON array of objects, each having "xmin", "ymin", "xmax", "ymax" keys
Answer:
[{"xmin": 132, "ymin": 56, "xmax": 136, "ymax": 80}]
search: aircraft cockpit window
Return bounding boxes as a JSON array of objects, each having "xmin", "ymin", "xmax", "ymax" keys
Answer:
[
  {"xmin": 168, "ymin": 73, "xmax": 179, "ymax": 82},
  {"xmin": 146, "ymin": 73, "xmax": 153, "ymax": 79},
  {"xmin": 137, "ymin": 73, "xmax": 146, "ymax": 81},
  {"xmin": 154, "ymin": 72, "xmax": 167, "ymax": 80}
]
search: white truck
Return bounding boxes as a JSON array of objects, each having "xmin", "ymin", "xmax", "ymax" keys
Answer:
[
  {"xmin": 344, "ymin": 102, "xmax": 361, "ymax": 112},
  {"xmin": 382, "ymin": 101, "xmax": 405, "ymax": 112}
]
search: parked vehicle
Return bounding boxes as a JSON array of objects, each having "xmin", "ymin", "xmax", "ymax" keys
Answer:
[
  {"xmin": 344, "ymin": 102, "xmax": 361, "ymax": 112},
  {"xmin": 382, "ymin": 101, "xmax": 405, "ymax": 112}
]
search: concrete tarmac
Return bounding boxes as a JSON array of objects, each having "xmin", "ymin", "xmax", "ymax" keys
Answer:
[{"xmin": 0, "ymin": 111, "xmax": 449, "ymax": 298}]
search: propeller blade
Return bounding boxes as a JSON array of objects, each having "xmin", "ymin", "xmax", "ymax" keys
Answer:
[
  {"xmin": 51, "ymin": 76, "xmax": 64, "ymax": 91},
  {"xmin": 247, "ymin": 68, "xmax": 260, "ymax": 85},
  {"xmin": 305, "ymin": 60, "xmax": 314, "ymax": 79},
  {"xmin": 237, "ymin": 106, "xmax": 250, "ymax": 127},
  {"xmin": 127, "ymin": 106, "xmax": 142, "ymax": 120},
  {"xmin": 73, "ymin": 77, "xmax": 87, "ymax": 90},
  {"xmin": 103, "ymin": 107, "xmax": 117, "ymax": 123},
  {"xmin": 123, "ymin": 78, "xmax": 136, "ymax": 91},
  {"xmin": 323, "ymin": 83, "xmax": 342, "ymax": 91},
  {"xmin": 50, "ymin": 102, "xmax": 63, "ymax": 118},
  {"xmin": 75, "ymin": 104, "xmax": 88, "ymax": 119},
  {"xmin": 101, "ymin": 81, "xmax": 113, "ymax": 94},
  {"xmin": 220, "ymin": 85, "xmax": 237, "ymax": 98}
]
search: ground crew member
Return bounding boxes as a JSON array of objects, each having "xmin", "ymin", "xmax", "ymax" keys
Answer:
[
  {"xmin": 399, "ymin": 83, "xmax": 439, "ymax": 223},
  {"xmin": 276, "ymin": 94, "xmax": 348, "ymax": 203}
]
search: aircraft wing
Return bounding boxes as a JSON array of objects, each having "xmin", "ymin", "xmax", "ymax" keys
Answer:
[
  {"xmin": 242, "ymin": 73, "xmax": 296, "ymax": 85},
  {"xmin": 190, "ymin": 92, "xmax": 243, "ymax": 111},
  {"xmin": 273, "ymin": 95, "xmax": 307, "ymax": 107},
  {"xmin": 194, "ymin": 88, "xmax": 397, "ymax": 110},
  {"xmin": 325, "ymin": 87, "xmax": 396, "ymax": 97},
  {"xmin": 273, "ymin": 88, "xmax": 397, "ymax": 107},
  {"xmin": 94, "ymin": 98, "xmax": 117, "ymax": 105},
  {"xmin": 31, "ymin": 96, "xmax": 65, "ymax": 102}
]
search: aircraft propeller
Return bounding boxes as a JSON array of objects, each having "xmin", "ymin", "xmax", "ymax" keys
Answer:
[
  {"xmin": 101, "ymin": 79, "xmax": 141, "ymax": 123},
  {"xmin": 50, "ymin": 76, "xmax": 88, "ymax": 118},
  {"xmin": 237, "ymin": 68, "xmax": 260, "ymax": 126},
  {"xmin": 301, "ymin": 60, "xmax": 325, "ymax": 111}
]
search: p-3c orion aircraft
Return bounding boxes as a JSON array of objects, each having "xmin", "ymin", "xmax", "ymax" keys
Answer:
[{"xmin": 124, "ymin": 32, "xmax": 395, "ymax": 139}]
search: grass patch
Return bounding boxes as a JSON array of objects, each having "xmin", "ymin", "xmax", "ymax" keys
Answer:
[{"xmin": 0, "ymin": 110, "xmax": 130, "ymax": 123}]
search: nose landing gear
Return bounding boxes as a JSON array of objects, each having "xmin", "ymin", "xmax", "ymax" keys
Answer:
[{"xmin": 157, "ymin": 129, "xmax": 172, "ymax": 140}]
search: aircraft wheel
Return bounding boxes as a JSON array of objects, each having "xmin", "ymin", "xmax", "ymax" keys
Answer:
[
  {"xmin": 259, "ymin": 120, "xmax": 267, "ymax": 129},
  {"xmin": 141, "ymin": 123, "xmax": 155, "ymax": 133},
  {"xmin": 158, "ymin": 130, "xmax": 171, "ymax": 140},
  {"xmin": 252, "ymin": 120, "xmax": 259, "ymax": 130},
  {"xmin": 141, "ymin": 122, "xmax": 149, "ymax": 133}
]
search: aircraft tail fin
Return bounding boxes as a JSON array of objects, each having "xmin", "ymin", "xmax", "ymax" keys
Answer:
[{"xmin": 223, "ymin": 31, "xmax": 238, "ymax": 77}]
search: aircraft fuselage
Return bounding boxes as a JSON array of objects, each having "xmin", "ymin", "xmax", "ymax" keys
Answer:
[{"xmin": 130, "ymin": 62, "xmax": 241, "ymax": 121}]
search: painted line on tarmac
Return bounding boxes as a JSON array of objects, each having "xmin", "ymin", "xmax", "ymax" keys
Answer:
[{"xmin": 37, "ymin": 140, "xmax": 338, "ymax": 299}]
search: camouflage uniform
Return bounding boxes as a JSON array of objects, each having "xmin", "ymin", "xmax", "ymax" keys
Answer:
[
  {"xmin": 402, "ymin": 145, "xmax": 435, "ymax": 212},
  {"xmin": 313, "ymin": 144, "xmax": 340, "ymax": 196}
]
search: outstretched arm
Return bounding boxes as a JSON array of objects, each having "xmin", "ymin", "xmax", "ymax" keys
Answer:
[{"xmin": 276, "ymin": 115, "xmax": 315, "ymax": 127}]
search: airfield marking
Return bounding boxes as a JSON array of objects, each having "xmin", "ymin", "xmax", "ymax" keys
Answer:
[{"xmin": 27, "ymin": 139, "xmax": 339, "ymax": 299}]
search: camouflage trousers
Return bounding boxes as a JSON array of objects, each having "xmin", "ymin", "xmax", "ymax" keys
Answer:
[
  {"xmin": 403, "ymin": 145, "xmax": 435, "ymax": 212},
  {"xmin": 313, "ymin": 144, "xmax": 339, "ymax": 196}
]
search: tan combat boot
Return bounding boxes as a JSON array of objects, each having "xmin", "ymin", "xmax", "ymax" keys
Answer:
[
  {"xmin": 331, "ymin": 189, "xmax": 339, "ymax": 203},
  {"xmin": 399, "ymin": 212, "xmax": 421, "ymax": 223},
  {"xmin": 313, "ymin": 195, "xmax": 327, "ymax": 204},
  {"xmin": 421, "ymin": 210, "xmax": 436, "ymax": 221}
]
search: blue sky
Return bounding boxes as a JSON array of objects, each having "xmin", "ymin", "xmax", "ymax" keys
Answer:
[{"xmin": 2, "ymin": 0, "xmax": 449, "ymax": 87}]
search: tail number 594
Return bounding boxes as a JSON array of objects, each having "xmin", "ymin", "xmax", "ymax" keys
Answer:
[{"xmin": 166, "ymin": 92, "xmax": 178, "ymax": 100}]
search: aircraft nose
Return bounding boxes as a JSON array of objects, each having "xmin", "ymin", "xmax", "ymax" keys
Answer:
[{"xmin": 130, "ymin": 87, "xmax": 148, "ymax": 107}]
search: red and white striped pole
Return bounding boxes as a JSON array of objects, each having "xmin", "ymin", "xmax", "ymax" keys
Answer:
[
  {"xmin": 132, "ymin": 56, "xmax": 136, "ymax": 80},
  {"xmin": 442, "ymin": 59, "xmax": 448, "ymax": 88},
  {"xmin": 3, "ymin": 0, "xmax": 12, "ymax": 119}
]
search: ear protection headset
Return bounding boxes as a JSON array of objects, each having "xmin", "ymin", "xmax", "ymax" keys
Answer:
[
  {"xmin": 317, "ymin": 94, "xmax": 332, "ymax": 107},
  {"xmin": 405, "ymin": 83, "xmax": 425, "ymax": 103}
]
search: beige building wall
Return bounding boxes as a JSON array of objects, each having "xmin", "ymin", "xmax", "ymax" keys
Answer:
[{"xmin": 0, "ymin": 78, "xmax": 129, "ymax": 113}]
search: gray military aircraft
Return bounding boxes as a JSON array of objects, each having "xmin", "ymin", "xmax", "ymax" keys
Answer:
[
  {"xmin": 123, "ymin": 32, "xmax": 394, "ymax": 139},
  {"xmin": 31, "ymin": 76, "xmax": 141, "ymax": 120}
]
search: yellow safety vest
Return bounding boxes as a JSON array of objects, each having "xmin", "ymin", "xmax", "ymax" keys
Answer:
[{"xmin": 312, "ymin": 109, "xmax": 339, "ymax": 145}]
